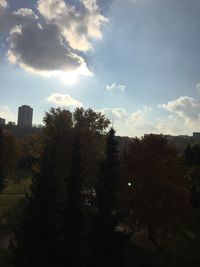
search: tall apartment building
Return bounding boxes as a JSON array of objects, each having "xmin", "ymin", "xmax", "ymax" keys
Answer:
[
  {"xmin": 0, "ymin": 118, "xmax": 5, "ymax": 126},
  {"xmin": 17, "ymin": 105, "xmax": 33, "ymax": 127}
]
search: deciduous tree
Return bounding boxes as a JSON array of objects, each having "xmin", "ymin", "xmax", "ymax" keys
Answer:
[{"xmin": 122, "ymin": 134, "xmax": 190, "ymax": 247}]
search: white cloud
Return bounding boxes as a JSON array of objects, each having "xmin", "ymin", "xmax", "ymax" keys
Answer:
[
  {"xmin": 128, "ymin": 106, "xmax": 152, "ymax": 125},
  {"xmin": 0, "ymin": 0, "xmax": 7, "ymax": 8},
  {"xmin": 99, "ymin": 99, "xmax": 200, "ymax": 137},
  {"xmin": 100, "ymin": 107, "xmax": 128, "ymax": 120},
  {"xmin": 160, "ymin": 96, "xmax": 200, "ymax": 130},
  {"xmin": 37, "ymin": 0, "xmax": 108, "ymax": 52},
  {"xmin": 13, "ymin": 8, "xmax": 38, "ymax": 19},
  {"xmin": 46, "ymin": 93, "xmax": 83, "ymax": 108},
  {"xmin": 99, "ymin": 106, "xmax": 155, "ymax": 136},
  {"xmin": 106, "ymin": 83, "xmax": 126, "ymax": 93},
  {"xmin": 196, "ymin": 83, "xmax": 200, "ymax": 91},
  {"xmin": 155, "ymin": 115, "xmax": 184, "ymax": 136},
  {"xmin": 0, "ymin": 106, "xmax": 16, "ymax": 122}
]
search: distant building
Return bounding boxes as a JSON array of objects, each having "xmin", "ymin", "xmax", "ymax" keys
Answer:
[
  {"xmin": 0, "ymin": 118, "xmax": 5, "ymax": 126},
  {"xmin": 17, "ymin": 105, "xmax": 33, "ymax": 127},
  {"xmin": 193, "ymin": 132, "xmax": 200, "ymax": 138}
]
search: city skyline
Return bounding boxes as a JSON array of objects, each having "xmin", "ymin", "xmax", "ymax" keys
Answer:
[
  {"xmin": 1, "ymin": 103, "xmax": 200, "ymax": 138},
  {"xmin": 1, "ymin": 0, "xmax": 200, "ymax": 137}
]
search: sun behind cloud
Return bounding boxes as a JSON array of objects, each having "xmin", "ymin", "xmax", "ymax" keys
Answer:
[{"xmin": 2, "ymin": 0, "xmax": 107, "ymax": 83}]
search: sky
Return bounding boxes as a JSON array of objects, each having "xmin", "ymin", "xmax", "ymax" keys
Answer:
[{"xmin": 1, "ymin": 0, "xmax": 200, "ymax": 136}]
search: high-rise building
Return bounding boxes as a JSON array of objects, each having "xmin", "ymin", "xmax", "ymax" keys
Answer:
[
  {"xmin": 17, "ymin": 105, "xmax": 33, "ymax": 127},
  {"xmin": 0, "ymin": 118, "xmax": 5, "ymax": 126}
]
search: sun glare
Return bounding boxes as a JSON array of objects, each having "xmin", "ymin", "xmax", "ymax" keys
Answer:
[{"xmin": 58, "ymin": 63, "xmax": 93, "ymax": 85}]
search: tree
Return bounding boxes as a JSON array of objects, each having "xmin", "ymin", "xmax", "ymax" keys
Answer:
[
  {"xmin": 43, "ymin": 108, "xmax": 73, "ymax": 200},
  {"xmin": 73, "ymin": 108, "xmax": 110, "ymax": 208},
  {"xmin": 0, "ymin": 127, "xmax": 5, "ymax": 192},
  {"xmin": 43, "ymin": 107, "xmax": 73, "ymax": 141},
  {"xmin": 184, "ymin": 144, "xmax": 200, "ymax": 167},
  {"xmin": 73, "ymin": 108, "xmax": 110, "ymax": 135},
  {"xmin": 10, "ymin": 108, "xmax": 74, "ymax": 267},
  {"xmin": 10, "ymin": 107, "xmax": 111, "ymax": 267},
  {"xmin": 60, "ymin": 127, "xmax": 83, "ymax": 267},
  {"xmin": 18, "ymin": 133, "xmax": 43, "ymax": 170},
  {"xmin": 9, "ymin": 145, "xmax": 61, "ymax": 267},
  {"xmin": 184, "ymin": 145, "xmax": 200, "ymax": 208},
  {"xmin": 122, "ymin": 134, "xmax": 190, "ymax": 249},
  {"xmin": 94, "ymin": 128, "xmax": 122, "ymax": 267},
  {"xmin": 2, "ymin": 131, "xmax": 19, "ymax": 172}
]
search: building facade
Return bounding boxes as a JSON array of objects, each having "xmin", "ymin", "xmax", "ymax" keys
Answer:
[
  {"xmin": 0, "ymin": 118, "xmax": 5, "ymax": 126},
  {"xmin": 17, "ymin": 105, "xmax": 33, "ymax": 127}
]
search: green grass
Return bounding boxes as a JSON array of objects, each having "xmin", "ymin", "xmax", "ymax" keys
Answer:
[
  {"xmin": 0, "ymin": 169, "xmax": 32, "ymax": 246},
  {"xmin": 0, "ymin": 172, "xmax": 31, "ymax": 216},
  {"xmin": 0, "ymin": 169, "xmax": 32, "ymax": 265}
]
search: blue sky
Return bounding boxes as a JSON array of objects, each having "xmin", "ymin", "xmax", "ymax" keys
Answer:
[{"xmin": 1, "ymin": 0, "xmax": 200, "ymax": 136}]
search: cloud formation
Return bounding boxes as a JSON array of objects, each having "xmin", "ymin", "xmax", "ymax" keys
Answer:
[
  {"xmin": 0, "ymin": 106, "xmax": 15, "ymax": 122},
  {"xmin": 160, "ymin": 96, "xmax": 200, "ymax": 129},
  {"xmin": 38, "ymin": 0, "xmax": 108, "ymax": 51},
  {"xmin": 100, "ymin": 107, "xmax": 128, "ymax": 120},
  {"xmin": 0, "ymin": 4, "xmax": 38, "ymax": 34},
  {"xmin": 106, "ymin": 83, "xmax": 126, "ymax": 93},
  {"xmin": 100, "ymin": 106, "xmax": 155, "ymax": 136},
  {"xmin": 1, "ymin": 0, "xmax": 107, "ymax": 81},
  {"xmin": 8, "ymin": 23, "xmax": 83, "ymax": 72},
  {"xmin": 100, "ymin": 101, "xmax": 199, "ymax": 137},
  {"xmin": 196, "ymin": 83, "xmax": 200, "ymax": 91},
  {"xmin": 128, "ymin": 106, "xmax": 152, "ymax": 125},
  {"xmin": 46, "ymin": 93, "xmax": 83, "ymax": 108},
  {"xmin": 0, "ymin": 0, "xmax": 7, "ymax": 8}
]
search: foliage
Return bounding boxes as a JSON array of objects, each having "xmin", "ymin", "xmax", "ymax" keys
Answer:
[
  {"xmin": 93, "ymin": 128, "xmax": 124, "ymax": 267},
  {"xmin": 8, "ymin": 109, "xmax": 200, "ymax": 267},
  {"xmin": 43, "ymin": 107, "xmax": 73, "ymax": 140},
  {"xmin": 18, "ymin": 134, "xmax": 43, "ymax": 170},
  {"xmin": 184, "ymin": 145, "xmax": 200, "ymax": 208},
  {"xmin": 9, "ymin": 108, "xmax": 110, "ymax": 267},
  {"xmin": 60, "ymin": 128, "xmax": 83, "ymax": 267},
  {"xmin": 122, "ymin": 134, "xmax": 191, "ymax": 241},
  {"xmin": 9, "ymin": 108, "xmax": 74, "ymax": 267},
  {"xmin": 184, "ymin": 144, "xmax": 200, "ymax": 167},
  {"xmin": 73, "ymin": 108, "xmax": 110, "ymax": 135},
  {"xmin": 2, "ymin": 131, "xmax": 19, "ymax": 172},
  {"xmin": 73, "ymin": 108, "xmax": 110, "ymax": 189},
  {"xmin": 9, "ymin": 146, "xmax": 61, "ymax": 267},
  {"xmin": 0, "ymin": 127, "xmax": 5, "ymax": 192}
]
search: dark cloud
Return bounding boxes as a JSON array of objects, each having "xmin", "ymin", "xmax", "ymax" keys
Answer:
[
  {"xmin": 0, "ymin": 4, "xmax": 38, "ymax": 33},
  {"xmin": 1, "ymin": 0, "xmax": 107, "ymax": 77},
  {"xmin": 8, "ymin": 23, "xmax": 83, "ymax": 72}
]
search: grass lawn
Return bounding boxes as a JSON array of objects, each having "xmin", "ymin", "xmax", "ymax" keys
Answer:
[
  {"xmin": 0, "ymin": 169, "xmax": 32, "ymax": 266},
  {"xmin": 0, "ymin": 169, "xmax": 32, "ymax": 243}
]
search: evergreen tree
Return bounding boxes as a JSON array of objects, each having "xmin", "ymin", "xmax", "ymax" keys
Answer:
[
  {"xmin": 0, "ymin": 127, "xmax": 5, "ymax": 192},
  {"xmin": 9, "ymin": 140, "xmax": 62, "ymax": 267},
  {"xmin": 94, "ymin": 128, "xmax": 122, "ymax": 267},
  {"xmin": 10, "ymin": 108, "xmax": 78, "ymax": 267},
  {"xmin": 60, "ymin": 127, "xmax": 83, "ymax": 267}
]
